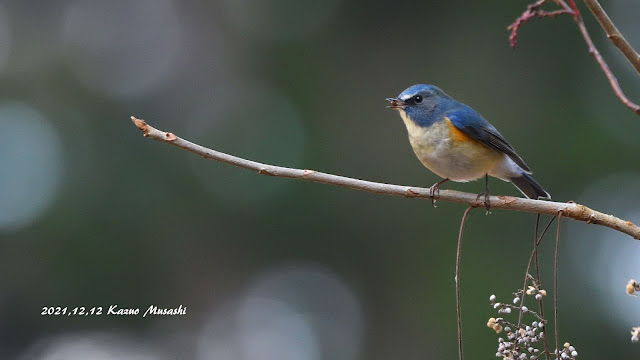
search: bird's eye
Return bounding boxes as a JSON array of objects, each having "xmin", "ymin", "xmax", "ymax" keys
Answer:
[{"xmin": 414, "ymin": 95, "xmax": 423, "ymax": 104}]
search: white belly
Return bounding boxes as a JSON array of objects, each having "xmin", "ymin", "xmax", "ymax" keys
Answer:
[{"xmin": 400, "ymin": 112, "xmax": 503, "ymax": 182}]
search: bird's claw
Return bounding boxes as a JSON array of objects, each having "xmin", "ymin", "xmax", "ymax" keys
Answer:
[
  {"xmin": 476, "ymin": 191, "xmax": 491, "ymax": 214},
  {"xmin": 429, "ymin": 179, "xmax": 449, "ymax": 208},
  {"xmin": 429, "ymin": 186, "xmax": 440, "ymax": 207}
]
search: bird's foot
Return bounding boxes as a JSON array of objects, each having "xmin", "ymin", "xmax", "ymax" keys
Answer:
[
  {"xmin": 429, "ymin": 179, "xmax": 449, "ymax": 207},
  {"xmin": 476, "ymin": 174, "xmax": 491, "ymax": 214},
  {"xmin": 476, "ymin": 191, "xmax": 491, "ymax": 214},
  {"xmin": 429, "ymin": 187, "xmax": 439, "ymax": 207}
]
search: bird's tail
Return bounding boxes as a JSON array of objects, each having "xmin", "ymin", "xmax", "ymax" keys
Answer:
[{"xmin": 509, "ymin": 173, "xmax": 551, "ymax": 200}]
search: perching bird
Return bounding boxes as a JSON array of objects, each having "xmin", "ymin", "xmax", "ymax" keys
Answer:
[{"xmin": 386, "ymin": 84, "xmax": 550, "ymax": 201}]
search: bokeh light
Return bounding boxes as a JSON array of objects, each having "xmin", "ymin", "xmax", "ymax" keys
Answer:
[
  {"xmin": 0, "ymin": 103, "xmax": 62, "ymax": 231},
  {"xmin": 19, "ymin": 333, "xmax": 163, "ymax": 360},
  {"xmin": 62, "ymin": 0, "xmax": 182, "ymax": 98},
  {"xmin": 197, "ymin": 262, "xmax": 363, "ymax": 360},
  {"xmin": 237, "ymin": 296, "xmax": 320, "ymax": 360},
  {"xmin": 565, "ymin": 173, "xmax": 640, "ymax": 327}
]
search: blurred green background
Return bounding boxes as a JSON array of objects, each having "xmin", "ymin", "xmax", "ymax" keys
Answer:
[{"xmin": 2, "ymin": 0, "xmax": 640, "ymax": 359}]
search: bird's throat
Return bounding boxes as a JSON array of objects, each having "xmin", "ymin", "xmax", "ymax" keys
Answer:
[{"xmin": 398, "ymin": 109, "xmax": 430, "ymax": 139}]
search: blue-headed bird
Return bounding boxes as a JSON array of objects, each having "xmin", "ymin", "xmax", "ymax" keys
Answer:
[{"xmin": 386, "ymin": 84, "xmax": 550, "ymax": 203}]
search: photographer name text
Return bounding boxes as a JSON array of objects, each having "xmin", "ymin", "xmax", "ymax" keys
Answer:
[{"xmin": 41, "ymin": 304, "xmax": 187, "ymax": 318}]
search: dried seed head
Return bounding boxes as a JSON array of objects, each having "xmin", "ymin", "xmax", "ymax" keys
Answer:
[
  {"xmin": 526, "ymin": 286, "xmax": 536, "ymax": 295},
  {"xmin": 627, "ymin": 279, "xmax": 639, "ymax": 296},
  {"xmin": 487, "ymin": 317, "xmax": 496, "ymax": 328}
]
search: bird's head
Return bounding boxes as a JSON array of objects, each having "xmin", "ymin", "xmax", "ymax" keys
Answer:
[{"xmin": 386, "ymin": 84, "xmax": 451, "ymax": 126}]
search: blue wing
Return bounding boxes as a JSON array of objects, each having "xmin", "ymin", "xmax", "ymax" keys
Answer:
[{"xmin": 446, "ymin": 106, "xmax": 532, "ymax": 173}]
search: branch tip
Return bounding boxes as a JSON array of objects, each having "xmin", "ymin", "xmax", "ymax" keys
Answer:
[
  {"xmin": 508, "ymin": 1, "xmax": 574, "ymax": 49},
  {"xmin": 131, "ymin": 116, "xmax": 150, "ymax": 136},
  {"xmin": 567, "ymin": 0, "xmax": 580, "ymax": 19}
]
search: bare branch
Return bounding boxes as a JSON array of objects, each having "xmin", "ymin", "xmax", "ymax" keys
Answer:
[
  {"xmin": 560, "ymin": 0, "xmax": 640, "ymax": 115},
  {"xmin": 583, "ymin": 0, "xmax": 640, "ymax": 75},
  {"xmin": 131, "ymin": 116, "xmax": 640, "ymax": 240},
  {"xmin": 510, "ymin": 0, "xmax": 640, "ymax": 115}
]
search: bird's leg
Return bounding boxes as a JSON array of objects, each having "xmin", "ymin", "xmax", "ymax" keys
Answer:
[
  {"xmin": 429, "ymin": 178, "xmax": 449, "ymax": 207},
  {"xmin": 475, "ymin": 174, "xmax": 491, "ymax": 214}
]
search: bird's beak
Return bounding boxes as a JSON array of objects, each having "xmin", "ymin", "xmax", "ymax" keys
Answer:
[{"xmin": 386, "ymin": 97, "xmax": 406, "ymax": 109}]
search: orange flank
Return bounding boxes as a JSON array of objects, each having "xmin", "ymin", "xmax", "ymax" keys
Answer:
[{"xmin": 445, "ymin": 117, "xmax": 474, "ymax": 143}]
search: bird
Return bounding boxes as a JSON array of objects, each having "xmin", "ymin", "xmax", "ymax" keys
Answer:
[{"xmin": 386, "ymin": 84, "xmax": 550, "ymax": 204}]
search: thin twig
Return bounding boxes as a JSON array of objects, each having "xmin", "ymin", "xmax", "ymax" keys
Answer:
[
  {"xmin": 554, "ymin": 211, "xmax": 563, "ymax": 356},
  {"xmin": 516, "ymin": 216, "xmax": 556, "ymax": 333},
  {"xmin": 508, "ymin": 0, "xmax": 547, "ymax": 48},
  {"xmin": 507, "ymin": 0, "xmax": 573, "ymax": 48},
  {"xmin": 131, "ymin": 116, "xmax": 640, "ymax": 239},
  {"xmin": 532, "ymin": 214, "xmax": 552, "ymax": 359},
  {"xmin": 570, "ymin": 8, "xmax": 640, "ymax": 115},
  {"xmin": 510, "ymin": 0, "xmax": 640, "ymax": 115},
  {"xmin": 533, "ymin": 215, "xmax": 542, "ymax": 282},
  {"xmin": 505, "ymin": 302, "xmax": 547, "ymax": 323},
  {"xmin": 456, "ymin": 207, "xmax": 474, "ymax": 360},
  {"xmin": 557, "ymin": 0, "xmax": 640, "ymax": 115},
  {"xmin": 583, "ymin": 0, "xmax": 640, "ymax": 75}
]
